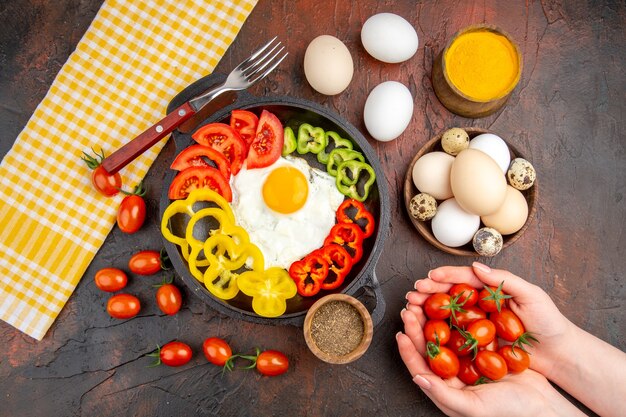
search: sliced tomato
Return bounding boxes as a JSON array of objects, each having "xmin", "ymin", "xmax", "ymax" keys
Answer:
[
  {"xmin": 230, "ymin": 109, "xmax": 259, "ymax": 147},
  {"xmin": 246, "ymin": 110, "xmax": 283, "ymax": 169},
  {"xmin": 170, "ymin": 144, "xmax": 231, "ymax": 180},
  {"xmin": 168, "ymin": 166, "xmax": 232, "ymax": 201},
  {"xmin": 192, "ymin": 123, "xmax": 246, "ymax": 175}
]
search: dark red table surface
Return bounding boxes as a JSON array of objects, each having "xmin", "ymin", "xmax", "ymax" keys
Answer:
[{"xmin": 1, "ymin": 1, "xmax": 624, "ymax": 416}]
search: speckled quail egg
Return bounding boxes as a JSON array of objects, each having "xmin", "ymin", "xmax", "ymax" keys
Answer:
[
  {"xmin": 441, "ymin": 127, "xmax": 469, "ymax": 156},
  {"xmin": 409, "ymin": 193, "xmax": 437, "ymax": 221},
  {"xmin": 472, "ymin": 227, "xmax": 503, "ymax": 257},
  {"xmin": 507, "ymin": 158, "xmax": 536, "ymax": 190}
]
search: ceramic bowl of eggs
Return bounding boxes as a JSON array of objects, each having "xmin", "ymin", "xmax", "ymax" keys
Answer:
[
  {"xmin": 403, "ymin": 127, "xmax": 537, "ymax": 257},
  {"xmin": 160, "ymin": 92, "xmax": 389, "ymax": 325}
]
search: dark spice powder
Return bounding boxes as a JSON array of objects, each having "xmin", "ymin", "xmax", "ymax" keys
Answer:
[{"xmin": 310, "ymin": 301, "xmax": 364, "ymax": 356}]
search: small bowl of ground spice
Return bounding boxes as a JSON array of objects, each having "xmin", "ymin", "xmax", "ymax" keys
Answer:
[
  {"xmin": 303, "ymin": 294, "xmax": 374, "ymax": 364},
  {"xmin": 431, "ymin": 24, "xmax": 523, "ymax": 118}
]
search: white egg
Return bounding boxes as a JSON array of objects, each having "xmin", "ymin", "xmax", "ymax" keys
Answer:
[
  {"xmin": 469, "ymin": 133, "xmax": 511, "ymax": 173},
  {"xmin": 304, "ymin": 35, "xmax": 354, "ymax": 95},
  {"xmin": 431, "ymin": 198, "xmax": 480, "ymax": 247},
  {"xmin": 361, "ymin": 13, "xmax": 419, "ymax": 63},
  {"xmin": 363, "ymin": 81, "xmax": 413, "ymax": 142},
  {"xmin": 230, "ymin": 157, "xmax": 344, "ymax": 269}
]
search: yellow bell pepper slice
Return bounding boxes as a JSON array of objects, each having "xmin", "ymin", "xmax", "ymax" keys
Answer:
[
  {"xmin": 185, "ymin": 207, "xmax": 249, "ymax": 263},
  {"xmin": 238, "ymin": 267, "xmax": 297, "ymax": 317}
]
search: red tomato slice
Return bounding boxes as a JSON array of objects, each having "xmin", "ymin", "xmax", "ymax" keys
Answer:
[
  {"xmin": 168, "ymin": 166, "xmax": 232, "ymax": 201},
  {"xmin": 192, "ymin": 123, "xmax": 246, "ymax": 175},
  {"xmin": 170, "ymin": 144, "xmax": 231, "ymax": 180},
  {"xmin": 246, "ymin": 110, "xmax": 283, "ymax": 169},
  {"xmin": 230, "ymin": 109, "xmax": 259, "ymax": 147}
]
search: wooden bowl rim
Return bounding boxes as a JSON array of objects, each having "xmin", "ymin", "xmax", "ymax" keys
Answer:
[
  {"xmin": 403, "ymin": 127, "xmax": 538, "ymax": 257},
  {"xmin": 441, "ymin": 24, "xmax": 524, "ymax": 103},
  {"xmin": 303, "ymin": 294, "xmax": 374, "ymax": 364}
]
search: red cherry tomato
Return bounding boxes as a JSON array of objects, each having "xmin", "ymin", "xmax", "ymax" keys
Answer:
[
  {"xmin": 117, "ymin": 194, "xmax": 146, "ymax": 234},
  {"xmin": 128, "ymin": 250, "xmax": 163, "ymax": 275},
  {"xmin": 490, "ymin": 308, "xmax": 526, "ymax": 342},
  {"xmin": 94, "ymin": 268, "xmax": 128, "ymax": 292},
  {"xmin": 92, "ymin": 165, "xmax": 122, "ymax": 197},
  {"xmin": 447, "ymin": 329, "xmax": 473, "ymax": 357},
  {"xmin": 423, "ymin": 293, "xmax": 452, "ymax": 320},
  {"xmin": 426, "ymin": 342, "xmax": 459, "ymax": 379},
  {"xmin": 106, "ymin": 294, "xmax": 140, "ymax": 319},
  {"xmin": 246, "ymin": 110, "xmax": 284, "ymax": 170},
  {"xmin": 203, "ymin": 338, "xmax": 233, "ymax": 367},
  {"xmin": 451, "ymin": 305, "xmax": 487, "ymax": 329},
  {"xmin": 230, "ymin": 109, "xmax": 259, "ymax": 147},
  {"xmin": 448, "ymin": 283, "xmax": 479, "ymax": 307},
  {"xmin": 156, "ymin": 283, "xmax": 182, "ymax": 315},
  {"xmin": 498, "ymin": 345, "xmax": 530, "ymax": 373},
  {"xmin": 466, "ymin": 318, "xmax": 496, "ymax": 348},
  {"xmin": 159, "ymin": 341, "xmax": 193, "ymax": 367},
  {"xmin": 168, "ymin": 166, "xmax": 232, "ymax": 201},
  {"xmin": 478, "ymin": 284, "xmax": 511, "ymax": 313},
  {"xmin": 423, "ymin": 319, "xmax": 451, "ymax": 345},
  {"xmin": 457, "ymin": 356, "xmax": 482, "ymax": 385},
  {"xmin": 192, "ymin": 122, "xmax": 246, "ymax": 175},
  {"xmin": 475, "ymin": 350, "xmax": 508, "ymax": 381},
  {"xmin": 256, "ymin": 350, "xmax": 289, "ymax": 376}
]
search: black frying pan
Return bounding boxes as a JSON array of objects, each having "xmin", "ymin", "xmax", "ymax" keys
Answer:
[{"xmin": 159, "ymin": 74, "xmax": 390, "ymax": 326}]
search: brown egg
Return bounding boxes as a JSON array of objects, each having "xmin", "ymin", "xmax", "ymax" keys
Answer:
[
  {"xmin": 450, "ymin": 149, "xmax": 507, "ymax": 216},
  {"xmin": 481, "ymin": 185, "xmax": 529, "ymax": 235}
]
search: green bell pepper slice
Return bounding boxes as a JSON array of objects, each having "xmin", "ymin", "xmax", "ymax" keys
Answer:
[
  {"xmin": 296, "ymin": 123, "xmax": 326, "ymax": 155},
  {"xmin": 317, "ymin": 131, "xmax": 353, "ymax": 164},
  {"xmin": 327, "ymin": 148, "xmax": 365, "ymax": 177},
  {"xmin": 282, "ymin": 126, "xmax": 297, "ymax": 156},
  {"xmin": 336, "ymin": 160, "xmax": 376, "ymax": 202}
]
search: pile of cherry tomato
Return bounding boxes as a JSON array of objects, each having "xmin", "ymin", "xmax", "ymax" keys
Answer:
[{"xmin": 423, "ymin": 282, "xmax": 537, "ymax": 384}]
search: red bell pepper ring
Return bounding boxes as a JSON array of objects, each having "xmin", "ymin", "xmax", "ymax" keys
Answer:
[
  {"xmin": 324, "ymin": 222, "xmax": 364, "ymax": 264},
  {"xmin": 288, "ymin": 252, "xmax": 328, "ymax": 297},
  {"xmin": 336, "ymin": 198, "xmax": 375, "ymax": 238},
  {"xmin": 319, "ymin": 244, "xmax": 352, "ymax": 290}
]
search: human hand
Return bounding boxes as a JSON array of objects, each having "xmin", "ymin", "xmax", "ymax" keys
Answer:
[
  {"xmin": 405, "ymin": 262, "xmax": 573, "ymax": 379},
  {"xmin": 397, "ymin": 307, "xmax": 584, "ymax": 417}
]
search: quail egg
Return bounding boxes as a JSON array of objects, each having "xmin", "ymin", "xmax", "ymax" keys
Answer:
[
  {"xmin": 472, "ymin": 227, "xmax": 503, "ymax": 257},
  {"xmin": 507, "ymin": 158, "xmax": 536, "ymax": 190},
  {"xmin": 409, "ymin": 193, "xmax": 437, "ymax": 221},
  {"xmin": 441, "ymin": 127, "xmax": 469, "ymax": 156}
]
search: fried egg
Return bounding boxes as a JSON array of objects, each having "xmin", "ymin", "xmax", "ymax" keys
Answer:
[{"xmin": 230, "ymin": 156, "xmax": 344, "ymax": 269}]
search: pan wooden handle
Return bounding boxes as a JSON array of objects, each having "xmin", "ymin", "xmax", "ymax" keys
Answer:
[{"xmin": 102, "ymin": 102, "xmax": 196, "ymax": 174}]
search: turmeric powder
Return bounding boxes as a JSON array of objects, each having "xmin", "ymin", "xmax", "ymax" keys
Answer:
[{"xmin": 444, "ymin": 30, "xmax": 520, "ymax": 101}]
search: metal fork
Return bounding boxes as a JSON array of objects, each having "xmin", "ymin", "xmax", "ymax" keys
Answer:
[{"xmin": 102, "ymin": 37, "xmax": 287, "ymax": 175}]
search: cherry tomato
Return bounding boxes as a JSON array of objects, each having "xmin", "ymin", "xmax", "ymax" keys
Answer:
[
  {"xmin": 423, "ymin": 293, "xmax": 452, "ymax": 320},
  {"xmin": 498, "ymin": 345, "xmax": 530, "ymax": 373},
  {"xmin": 448, "ymin": 283, "xmax": 479, "ymax": 307},
  {"xmin": 168, "ymin": 166, "xmax": 232, "ymax": 201},
  {"xmin": 466, "ymin": 318, "xmax": 496, "ymax": 347},
  {"xmin": 423, "ymin": 319, "xmax": 451, "ymax": 345},
  {"xmin": 426, "ymin": 342, "xmax": 459, "ymax": 379},
  {"xmin": 490, "ymin": 308, "xmax": 525, "ymax": 342},
  {"xmin": 246, "ymin": 110, "xmax": 284, "ymax": 170},
  {"xmin": 156, "ymin": 283, "xmax": 182, "ymax": 315},
  {"xmin": 230, "ymin": 109, "xmax": 259, "ymax": 147},
  {"xmin": 81, "ymin": 149, "xmax": 122, "ymax": 196},
  {"xmin": 447, "ymin": 329, "xmax": 473, "ymax": 357},
  {"xmin": 475, "ymin": 350, "xmax": 508, "ymax": 381},
  {"xmin": 117, "ymin": 194, "xmax": 146, "ymax": 234},
  {"xmin": 106, "ymin": 293, "xmax": 140, "ymax": 319},
  {"xmin": 159, "ymin": 341, "xmax": 193, "ymax": 367},
  {"xmin": 94, "ymin": 268, "xmax": 128, "ymax": 292},
  {"xmin": 203, "ymin": 337, "xmax": 233, "ymax": 367},
  {"xmin": 478, "ymin": 282, "xmax": 511, "ymax": 313},
  {"xmin": 128, "ymin": 250, "xmax": 163, "ymax": 275},
  {"xmin": 451, "ymin": 305, "xmax": 487, "ymax": 329},
  {"xmin": 457, "ymin": 356, "xmax": 482, "ymax": 385},
  {"xmin": 170, "ymin": 144, "xmax": 231, "ymax": 180},
  {"xmin": 192, "ymin": 122, "xmax": 247, "ymax": 175},
  {"xmin": 256, "ymin": 350, "xmax": 289, "ymax": 376}
]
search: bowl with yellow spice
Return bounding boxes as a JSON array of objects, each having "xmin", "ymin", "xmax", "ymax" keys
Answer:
[{"xmin": 432, "ymin": 24, "xmax": 523, "ymax": 118}]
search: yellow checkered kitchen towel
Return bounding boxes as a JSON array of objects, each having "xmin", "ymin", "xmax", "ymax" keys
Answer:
[{"xmin": 0, "ymin": 0, "xmax": 258, "ymax": 340}]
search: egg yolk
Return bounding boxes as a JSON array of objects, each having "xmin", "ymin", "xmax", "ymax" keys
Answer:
[{"xmin": 262, "ymin": 166, "xmax": 309, "ymax": 214}]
